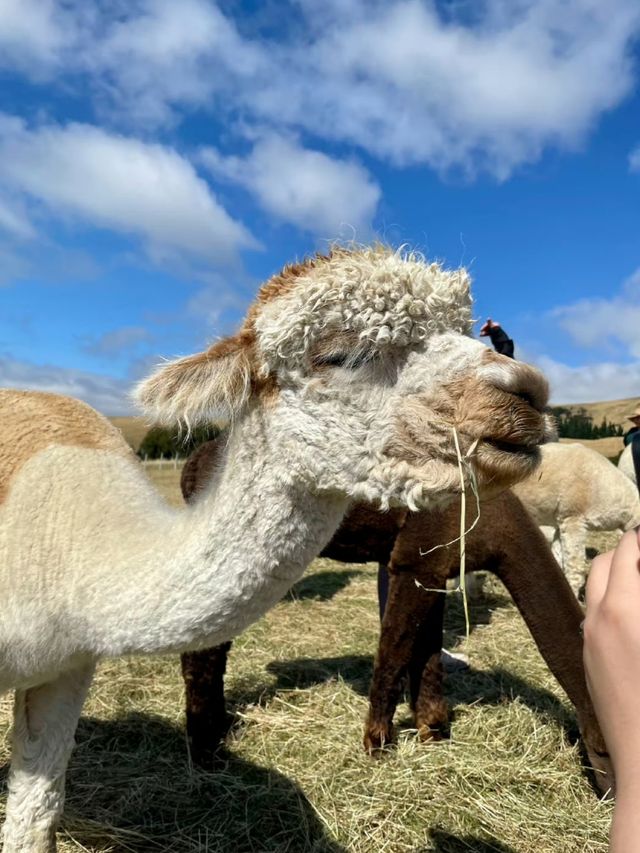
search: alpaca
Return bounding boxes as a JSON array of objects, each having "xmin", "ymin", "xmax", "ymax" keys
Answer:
[
  {"xmin": 0, "ymin": 247, "xmax": 551, "ymax": 852},
  {"xmin": 179, "ymin": 441, "xmax": 613, "ymax": 797},
  {"xmin": 511, "ymin": 442, "xmax": 640, "ymax": 595},
  {"xmin": 366, "ymin": 489, "xmax": 613, "ymax": 795},
  {"xmin": 618, "ymin": 442, "xmax": 636, "ymax": 484}
]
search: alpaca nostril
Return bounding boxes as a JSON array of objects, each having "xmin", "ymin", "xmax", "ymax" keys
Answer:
[{"xmin": 479, "ymin": 357, "xmax": 549, "ymax": 413}]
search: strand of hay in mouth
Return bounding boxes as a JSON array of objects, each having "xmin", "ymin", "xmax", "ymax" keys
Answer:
[{"xmin": 415, "ymin": 430, "xmax": 480, "ymax": 637}]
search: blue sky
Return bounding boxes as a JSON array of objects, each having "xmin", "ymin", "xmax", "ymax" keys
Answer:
[{"xmin": 1, "ymin": 0, "xmax": 640, "ymax": 413}]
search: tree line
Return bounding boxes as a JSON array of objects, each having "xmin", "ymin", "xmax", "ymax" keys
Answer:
[
  {"xmin": 548, "ymin": 406, "xmax": 624, "ymax": 440},
  {"xmin": 138, "ymin": 425, "xmax": 220, "ymax": 459},
  {"xmin": 137, "ymin": 408, "xmax": 624, "ymax": 456}
]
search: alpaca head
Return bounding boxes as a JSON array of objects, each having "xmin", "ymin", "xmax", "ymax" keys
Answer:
[{"xmin": 136, "ymin": 246, "xmax": 551, "ymax": 509}]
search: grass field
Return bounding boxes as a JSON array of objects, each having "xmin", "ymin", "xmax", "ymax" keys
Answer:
[{"xmin": 0, "ymin": 465, "xmax": 618, "ymax": 852}]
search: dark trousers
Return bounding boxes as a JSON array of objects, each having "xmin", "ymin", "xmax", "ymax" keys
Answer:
[
  {"xmin": 377, "ymin": 563, "xmax": 389, "ymax": 621},
  {"xmin": 632, "ymin": 434, "xmax": 640, "ymax": 494}
]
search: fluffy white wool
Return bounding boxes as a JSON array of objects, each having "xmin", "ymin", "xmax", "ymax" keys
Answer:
[{"xmin": 255, "ymin": 247, "xmax": 473, "ymax": 373}]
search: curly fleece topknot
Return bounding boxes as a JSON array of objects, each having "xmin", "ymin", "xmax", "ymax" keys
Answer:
[{"xmin": 253, "ymin": 246, "xmax": 473, "ymax": 369}]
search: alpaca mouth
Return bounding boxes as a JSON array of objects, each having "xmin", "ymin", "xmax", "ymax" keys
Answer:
[
  {"xmin": 476, "ymin": 395, "xmax": 550, "ymax": 463},
  {"xmin": 482, "ymin": 437, "xmax": 540, "ymax": 456},
  {"xmin": 472, "ymin": 433, "xmax": 542, "ymax": 488}
]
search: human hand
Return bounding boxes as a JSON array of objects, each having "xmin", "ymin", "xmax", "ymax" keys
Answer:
[{"xmin": 584, "ymin": 530, "xmax": 640, "ymax": 848}]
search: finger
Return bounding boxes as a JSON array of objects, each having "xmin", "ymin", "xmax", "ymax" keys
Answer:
[
  {"xmin": 602, "ymin": 528, "xmax": 640, "ymax": 601},
  {"xmin": 585, "ymin": 549, "xmax": 614, "ymax": 613}
]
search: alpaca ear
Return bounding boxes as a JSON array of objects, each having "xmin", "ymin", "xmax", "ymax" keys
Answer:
[{"xmin": 134, "ymin": 336, "xmax": 253, "ymax": 427}]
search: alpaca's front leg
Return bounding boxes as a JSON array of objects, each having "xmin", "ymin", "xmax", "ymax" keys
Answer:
[
  {"xmin": 2, "ymin": 663, "xmax": 95, "ymax": 853},
  {"xmin": 364, "ymin": 568, "xmax": 443, "ymax": 751},
  {"xmin": 558, "ymin": 516, "xmax": 588, "ymax": 597},
  {"xmin": 407, "ymin": 592, "xmax": 449, "ymax": 741}
]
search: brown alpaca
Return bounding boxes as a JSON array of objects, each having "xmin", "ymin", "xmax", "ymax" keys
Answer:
[{"xmin": 180, "ymin": 442, "xmax": 613, "ymax": 795}]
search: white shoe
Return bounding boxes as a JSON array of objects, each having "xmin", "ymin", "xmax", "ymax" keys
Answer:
[{"xmin": 441, "ymin": 648, "xmax": 470, "ymax": 672}]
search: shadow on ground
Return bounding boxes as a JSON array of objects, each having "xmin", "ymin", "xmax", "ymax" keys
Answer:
[
  {"xmin": 442, "ymin": 576, "xmax": 512, "ymax": 649},
  {"xmin": 286, "ymin": 568, "xmax": 364, "ymax": 601},
  {"xmin": 263, "ymin": 657, "xmax": 574, "ymax": 733},
  {"xmin": 425, "ymin": 829, "xmax": 517, "ymax": 852},
  {"xmin": 0, "ymin": 714, "xmax": 345, "ymax": 853}
]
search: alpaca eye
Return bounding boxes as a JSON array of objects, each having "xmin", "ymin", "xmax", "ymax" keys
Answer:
[
  {"xmin": 313, "ymin": 351, "xmax": 372, "ymax": 370},
  {"xmin": 314, "ymin": 353, "xmax": 350, "ymax": 368}
]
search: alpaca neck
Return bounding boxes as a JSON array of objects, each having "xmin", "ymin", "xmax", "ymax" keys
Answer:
[{"xmin": 99, "ymin": 407, "xmax": 349, "ymax": 657}]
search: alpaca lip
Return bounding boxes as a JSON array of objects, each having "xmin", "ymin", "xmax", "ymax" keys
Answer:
[{"xmin": 482, "ymin": 437, "xmax": 539, "ymax": 456}]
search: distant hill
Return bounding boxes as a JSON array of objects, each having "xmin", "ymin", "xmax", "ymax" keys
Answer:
[
  {"xmin": 108, "ymin": 416, "xmax": 149, "ymax": 452},
  {"xmin": 551, "ymin": 396, "xmax": 640, "ymax": 460},
  {"xmin": 557, "ymin": 396, "xmax": 637, "ymax": 429},
  {"xmin": 106, "ymin": 397, "xmax": 639, "ymax": 459}
]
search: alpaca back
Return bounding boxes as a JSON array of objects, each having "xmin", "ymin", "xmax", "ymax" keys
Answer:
[
  {"xmin": 513, "ymin": 442, "xmax": 640, "ymax": 531},
  {"xmin": 0, "ymin": 390, "xmax": 134, "ymax": 507},
  {"xmin": 618, "ymin": 443, "xmax": 637, "ymax": 485},
  {"xmin": 0, "ymin": 389, "xmax": 134, "ymax": 505}
]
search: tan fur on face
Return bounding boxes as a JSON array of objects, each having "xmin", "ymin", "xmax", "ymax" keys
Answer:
[
  {"xmin": 0, "ymin": 390, "xmax": 134, "ymax": 505},
  {"xmin": 387, "ymin": 371, "xmax": 548, "ymax": 495}
]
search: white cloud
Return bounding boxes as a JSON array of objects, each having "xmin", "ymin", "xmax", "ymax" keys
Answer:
[
  {"xmin": 0, "ymin": 194, "xmax": 36, "ymax": 240},
  {"xmin": 2, "ymin": 1, "xmax": 638, "ymax": 177},
  {"xmin": 630, "ymin": 145, "xmax": 640, "ymax": 172},
  {"xmin": 0, "ymin": 356, "xmax": 132, "ymax": 414},
  {"xmin": 533, "ymin": 355, "xmax": 640, "ymax": 404},
  {"xmin": 82, "ymin": 327, "xmax": 151, "ymax": 358},
  {"xmin": 201, "ymin": 135, "xmax": 381, "ymax": 237},
  {"xmin": 272, "ymin": 0, "xmax": 639, "ymax": 175},
  {"xmin": 0, "ymin": 0, "xmax": 74, "ymax": 71},
  {"xmin": 551, "ymin": 269, "xmax": 640, "ymax": 358},
  {"xmin": 0, "ymin": 116, "xmax": 258, "ymax": 263},
  {"xmin": 87, "ymin": 0, "xmax": 265, "ymax": 126}
]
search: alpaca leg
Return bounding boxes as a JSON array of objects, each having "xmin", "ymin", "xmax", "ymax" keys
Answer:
[
  {"xmin": 539, "ymin": 526, "xmax": 563, "ymax": 565},
  {"xmin": 364, "ymin": 570, "xmax": 442, "ymax": 751},
  {"xmin": 408, "ymin": 592, "xmax": 449, "ymax": 741},
  {"xmin": 550, "ymin": 531, "xmax": 563, "ymax": 567},
  {"xmin": 489, "ymin": 497, "xmax": 613, "ymax": 795},
  {"xmin": 2, "ymin": 663, "xmax": 95, "ymax": 853},
  {"xmin": 558, "ymin": 517, "xmax": 588, "ymax": 597},
  {"xmin": 181, "ymin": 643, "xmax": 232, "ymax": 770}
]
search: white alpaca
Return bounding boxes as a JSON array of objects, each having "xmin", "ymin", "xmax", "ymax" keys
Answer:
[
  {"xmin": 512, "ymin": 442, "xmax": 640, "ymax": 595},
  {"xmin": 618, "ymin": 442, "xmax": 636, "ymax": 484},
  {"xmin": 0, "ymin": 247, "xmax": 551, "ymax": 852}
]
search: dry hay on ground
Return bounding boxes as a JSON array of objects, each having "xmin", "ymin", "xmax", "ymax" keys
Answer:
[
  {"xmin": 142, "ymin": 461, "xmax": 185, "ymax": 507},
  {"xmin": 0, "ymin": 469, "xmax": 616, "ymax": 852}
]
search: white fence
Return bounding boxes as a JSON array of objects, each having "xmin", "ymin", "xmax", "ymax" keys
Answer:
[{"xmin": 140, "ymin": 456, "xmax": 185, "ymax": 470}]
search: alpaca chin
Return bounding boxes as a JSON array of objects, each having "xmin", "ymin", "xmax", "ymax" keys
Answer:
[{"xmin": 472, "ymin": 442, "xmax": 542, "ymax": 497}]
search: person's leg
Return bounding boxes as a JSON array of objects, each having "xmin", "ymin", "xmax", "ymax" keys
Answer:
[
  {"xmin": 631, "ymin": 433, "xmax": 640, "ymax": 492},
  {"xmin": 377, "ymin": 562, "xmax": 389, "ymax": 620}
]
